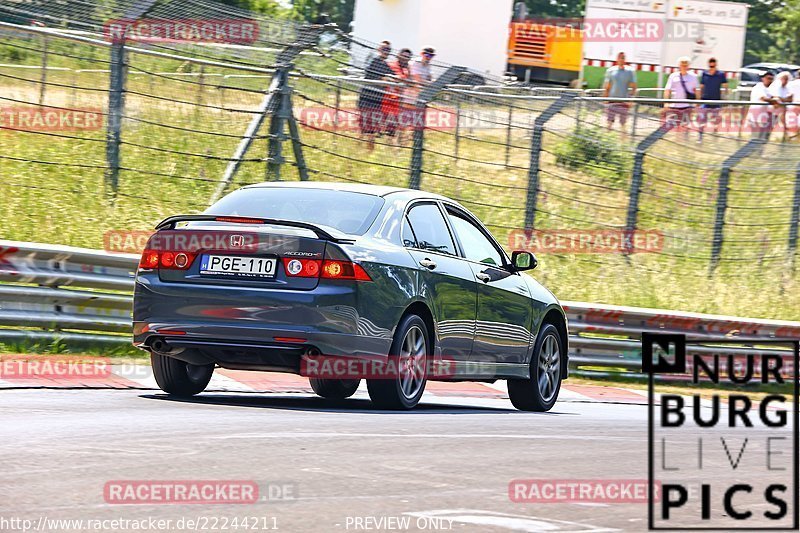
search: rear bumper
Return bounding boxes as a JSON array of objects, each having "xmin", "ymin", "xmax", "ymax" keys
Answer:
[{"xmin": 133, "ymin": 273, "xmax": 394, "ymax": 370}]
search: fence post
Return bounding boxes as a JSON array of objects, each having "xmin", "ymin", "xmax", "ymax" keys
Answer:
[
  {"xmin": 504, "ymin": 104, "xmax": 513, "ymax": 167},
  {"xmin": 624, "ymin": 123, "xmax": 673, "ymax": 251},
  {"xmin": 104, "ymin": 42, "xmax": 127, "ymax": 196},
  {"xmin": 787, "ymin": 162, "xmax": 800, "ymax": 269},
  {"xmin": 287, "ymin": 94, "xmax": 310, "ymax": 181},
  {"xmin": 210, "ymin": 24, "xmax": 325, "ymax": 203},
  {"xmin": 630, "ymin": 102, "xmax": 640, "ymax": 137},
  {"xmin": 454, "ymin": 98, "xmax": 462, "ymax": 160},
  {"xmin": 710, "ymin": 139, "xmax": 763, "ymax": 271},
  {"xmin": 39, "ymin": 34, "xmax": 48, "ymax": 106},
  {"xmin": 266, "ymin": 68, "xmax": 291, "ymax": 181},
  {"xmin": 408, "ymin": 66, "xmax": 467, "ymax": 190},
  {"xmin": 102, "ymin": 0, "xmax": 158, "ymax": 197},
  {"xmin": 523, "ymin": 94, "xmax": 576, "ymax": 230}
]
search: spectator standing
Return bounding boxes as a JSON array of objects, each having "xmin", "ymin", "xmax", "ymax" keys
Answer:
[
  {"xmin": 384, "ymin": 48, "xmax": 413, "ymax": 145},
  {"xmin": 663, "ymin": 57, "xmax": 699, "ymax": 135},
  {"xmin": 358, "ymin": 41, "xmax": 394, "ymax": 151},
  {"xmin": 769, "ymin": 71, "xmax": 793, "ymax": 139},
  {"xmin": 748, "ymin": 71, "xmax": 781, "ymax": 141},
  {"xmin": 602, "ymin": 52, "xmax": 637, "ymax": 130},
  {"xmin": 407, "ymin": 47, "xmax": 435, "ymax": 101},
  {"xmin": 410, "ymin": 47, "xmax": 435, "ymax": 85},
  {"xmin": 697, "ymin": 57, "xmax": 728, "ymax": 142},
  {"xmin": 786, "ymin": 71, "xmax": 800, "ymax": 138}
]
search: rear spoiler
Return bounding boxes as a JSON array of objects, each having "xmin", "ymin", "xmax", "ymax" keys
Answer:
[{"xmin": 155, "ymin": 215, "xmax": 356, "ymax": 244}]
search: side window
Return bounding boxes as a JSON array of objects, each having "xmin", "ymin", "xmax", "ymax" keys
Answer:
[
  {"xmin": 406, "ymin": 203, "xmax": 456, "ymax": 256},
  {"xmin": 447, "ymin": 211, "xmax": 504, "ymax": 266},
  {"xmin": 401, "ymin": 216, "xmax": 416, "ymax": 248}
]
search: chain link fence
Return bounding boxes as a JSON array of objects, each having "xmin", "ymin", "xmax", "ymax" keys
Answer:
[{"xmin": 1, "ymin": 0, "xmax": 799, "ymax": 318}]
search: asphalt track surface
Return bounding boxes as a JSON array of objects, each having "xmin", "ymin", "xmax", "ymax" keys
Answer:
[{"xmin": 0, "ymin": 374, "xmax": 792, "ymax": 533}]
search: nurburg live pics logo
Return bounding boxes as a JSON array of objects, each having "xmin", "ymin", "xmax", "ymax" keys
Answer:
[{"xmin": 643, "ymin": 333, "xmax": 799, "ymax": 530}]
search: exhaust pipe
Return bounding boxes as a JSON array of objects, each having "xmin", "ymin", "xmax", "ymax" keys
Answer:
[
  {"xmin": 305, "ymin": 347, "xmax": 321, "ymax": 357},
  {"xmin": 149, "ymin": 337, "xmax": 183, "ymax": 356}
]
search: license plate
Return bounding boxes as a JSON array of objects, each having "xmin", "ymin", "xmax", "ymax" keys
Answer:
[{"xmin": 200, "ymin": 255, "xmax": 277, "ymax": 278}]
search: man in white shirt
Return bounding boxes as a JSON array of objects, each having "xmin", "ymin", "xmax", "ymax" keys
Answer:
[
  {"xmin": 783, "ymin": 72, "xmax": 800, "ymax": 137},
  {"xmin": 663, "ymin": 56, "xmax": 699, "ymax": 132},
  {"xmin": 748, "ymin": 71, "xmax": 782, "ymax": 141},
  {"xmin": 408, "ymin": 47, "xmax": 435, "ymax": 103}
]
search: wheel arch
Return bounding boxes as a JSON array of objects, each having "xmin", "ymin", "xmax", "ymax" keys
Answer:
[
  {"xmin": 399, "ymin": 300, "xmax": 436, "ymax": 353},
  {"xmin": 539, "ymin": 306, "xmax": 569, "ymax": 378}
]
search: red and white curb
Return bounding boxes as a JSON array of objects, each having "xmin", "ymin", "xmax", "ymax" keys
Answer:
[{"xmin": 0, "ymin": 363, "xmax": 651, "ymax": 404}]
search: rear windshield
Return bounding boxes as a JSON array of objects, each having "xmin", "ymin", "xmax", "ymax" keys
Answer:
[{"xmin": 206, "ymin": 187, "xmax": 385, "ymax": 235}]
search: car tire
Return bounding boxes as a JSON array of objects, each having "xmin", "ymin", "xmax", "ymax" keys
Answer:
[
  {"xmin": 151, "ymin": 353, "xmax": 214, "ymax": 397},
  {"xmin": 309, "ymin": 378, "xmax": 361, "ymax": 399},
  {"xmin": 508, "ymin": 323, "xmax": 564, "ymax": 412},
  {"xmin": 367, "ymin": 314, "xmax": 429, "ymax": 410}
]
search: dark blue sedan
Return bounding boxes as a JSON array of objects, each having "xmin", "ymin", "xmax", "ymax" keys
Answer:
[{"xmin": 133, "ymin": 183, "xmax": 568, "ymax": 410}]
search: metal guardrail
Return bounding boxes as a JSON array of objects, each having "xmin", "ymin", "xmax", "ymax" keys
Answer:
[{"xmin": 0, "ymin": 240, "xmax": 796, "ymax": 370}]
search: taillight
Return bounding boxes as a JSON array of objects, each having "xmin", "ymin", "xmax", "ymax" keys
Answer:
[
  {"xmin": 282, "ymin": 258, "xmax": 371, "ymax": 281},
  {"xmin": 138, "ymin": 249, "xmax": 196, "ymax": 270},
  {"xmin": 321, "ymin": 260, "xmax": 372, "ymax": 281},
  {"xmin": 282, "ymin": 258, "xmax": 321, "ymax": 278}
]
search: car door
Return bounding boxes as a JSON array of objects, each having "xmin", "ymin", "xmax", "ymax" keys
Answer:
[
  {"xmin": 444, "ymin": 205, "xmax": 533, "ymax": 365},
  {"xmin": 404, "ymin": 202, "xmax": 476, "ymax": 362}
]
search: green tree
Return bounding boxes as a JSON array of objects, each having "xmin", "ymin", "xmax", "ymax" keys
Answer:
[
  {"xmin": 521, "ymin": 0, "xmax": 586, "ymax": 19},
  {"xmin": 215, "ymin": 0, "xmax": 288, "ymax": 17},
  {"xmin": 768, "ymin": 0, "xmax": 800, "ymax": 64},
  {"xmin": 290, "ymin": 0, "xmax": 356, "ymax": 29}
]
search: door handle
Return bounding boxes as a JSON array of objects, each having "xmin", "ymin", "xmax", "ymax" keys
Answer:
[
  {"xmin": 476, "ymin": 272, "xmax": 491, "ymax": 283},
  {"xmin": 419, "ymin": 258, "xmax": 437, "ymax": 270}
]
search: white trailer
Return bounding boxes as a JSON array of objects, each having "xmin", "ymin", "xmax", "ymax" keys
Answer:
[
  {"xmin": 351, "ymin": 0, "xmax": 514, "ymax": 77},
  {"xmin": 583, "ymin": 0, "xmax": 748, "ymax": 77}
]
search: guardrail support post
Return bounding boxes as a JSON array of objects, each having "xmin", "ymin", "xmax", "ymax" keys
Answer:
[
  {"xmin": 710, "ymin": 139, "xmax": 763, "ymax": 272},
  {"xmin": 409, "ymin": 66, "xmax": 467, "ymax": 190},
  {"xmin": 523, "ymin": 93, "xmax": 576, "ymax": 230},
  {"xmin": 624, "ymin": 123, "xmax": 672, "ymax": 251}
]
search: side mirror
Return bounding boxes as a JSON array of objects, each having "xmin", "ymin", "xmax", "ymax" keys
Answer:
[{"xmin": 511, "ymin": 251, "xmax": 537, "ymax": 272}]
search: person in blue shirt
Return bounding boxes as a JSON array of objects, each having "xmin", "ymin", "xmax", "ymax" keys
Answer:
[
  {"xmin": 698, "ymin": 58, "xmax": 728, "ymax": 142},
  {"xmin": 603, "ymin": 52, "xmax": 637, "ymax": 131}
]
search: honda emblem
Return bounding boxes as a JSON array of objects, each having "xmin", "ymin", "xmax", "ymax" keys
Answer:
[{"xmin": 229, "ymin": 234, "xmax": 245, "ymax": 248}]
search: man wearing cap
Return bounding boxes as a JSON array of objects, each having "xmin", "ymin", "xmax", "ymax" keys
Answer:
[
  {"xmin": 663, "ymin": 56, "xmax": 699, "ymax": 134},
  {"xmin": 411, "ymin": 47, "xmax": 435, "ymax": 85}
]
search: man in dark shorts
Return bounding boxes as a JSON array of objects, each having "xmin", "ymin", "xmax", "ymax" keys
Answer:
[
  {"xmin": 698, "ymin": 57, "xmax": 728, "ymax": 142},
  {"xmin": 358, "ymin": 41, "xmax": 394, "ymax": 151}
]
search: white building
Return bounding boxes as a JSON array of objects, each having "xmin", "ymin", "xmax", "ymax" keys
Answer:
[{"xmin": 351, "ymin": 0, "xmax": 514, "ymax": 77}]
